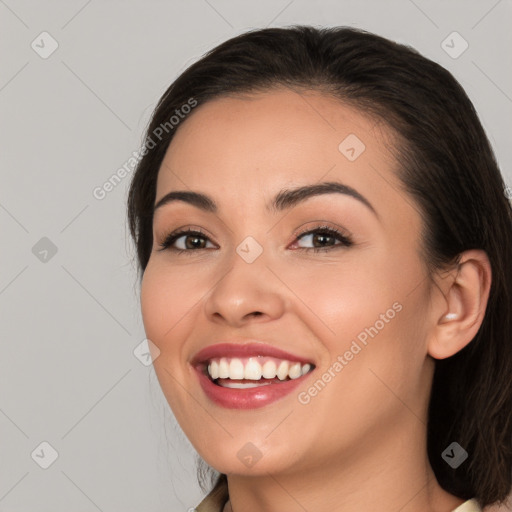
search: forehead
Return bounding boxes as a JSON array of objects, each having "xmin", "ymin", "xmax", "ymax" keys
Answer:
[{"xmin": 155, "ymin": 88, "xmax": 402, "ymax": 214}]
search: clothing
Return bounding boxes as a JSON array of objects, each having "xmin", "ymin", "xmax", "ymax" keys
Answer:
[
  {"xmin": 452, "ymin": 499, "xmax": 483, "ymax": 512},
  {"xmin": 195, "ymin": 477, "xmax": 483, "ymax": 512},
  {"xmin": 195, "ymin": 476, "xmax": 228, "ymax": 512}
]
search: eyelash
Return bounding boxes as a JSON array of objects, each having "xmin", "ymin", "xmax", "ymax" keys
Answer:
[{"xmin": 157, "ymin": 225, "xmax": 353, "ymax": 255}]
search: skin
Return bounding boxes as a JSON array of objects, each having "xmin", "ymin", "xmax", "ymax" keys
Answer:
[{"xmin": 140, "ymin": 87, "xmax": 491, "ymax": 512}]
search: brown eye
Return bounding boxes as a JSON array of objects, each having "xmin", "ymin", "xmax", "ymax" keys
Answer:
[
  {"xmin": 293, "ymin": 226, "xmax": 353, "ymax": 252},
  {"xmin": 158, "ymin": 229, "xmax": 214, "ymax": 252}
]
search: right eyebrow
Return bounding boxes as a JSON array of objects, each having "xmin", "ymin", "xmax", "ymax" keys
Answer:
[
  {"xmin": 153, "ymin": 181, "xmax": 378, "ymax": 220},
  {"xmin": 154, "ymin": 190, "xmax": 216, "ymax": 213}
]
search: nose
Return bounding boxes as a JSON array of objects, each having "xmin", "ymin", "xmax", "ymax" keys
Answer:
[{"xmin": 203, "ymin": 248, "xmax": 286, "ymax": 328}]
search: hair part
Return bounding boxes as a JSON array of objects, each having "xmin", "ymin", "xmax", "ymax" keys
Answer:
[{"xmin": 127, "ymin": 25, "xmax": 512, "ymax": 507}]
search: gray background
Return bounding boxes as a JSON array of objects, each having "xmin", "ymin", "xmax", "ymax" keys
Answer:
[{"xmin": 1, "ymin": 0, "xmax": 511, "ymax": 510}]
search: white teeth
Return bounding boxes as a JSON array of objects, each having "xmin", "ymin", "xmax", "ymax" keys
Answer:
[
  {"xmin": 221, "ymin": 381, "xmax": 274, "ymax": 389},
  {"xmin": 218, "ymin": 358, "xmax": 230, "ymax": 379},
  {"xmin": 288, "ymin": 362, "xmax": 302, "ymax": 379},
  {"xmin": 229, "ymin": 358, "xmax": 245, "ymax": 379},
  {"xmin": 301, "ymin": 363, "xmax": 312, "ymax": 376},
  {"xmin": 276, "ymin": 360, "xmax": 289, "ymax": 380},
  {"xmin": 208, "ymin": 360, "xmax": 219, "ymax": 380},
  {"xmin": 244, "ymin": 358, "xmax": 262, "ymax": 380},
  {"xmin": 262, "ymin": 360, "xmax": 277, "ymax": 379},
  {"xmin": 206, "ymin": 357, "xmax": 314, "ymax": 382}
]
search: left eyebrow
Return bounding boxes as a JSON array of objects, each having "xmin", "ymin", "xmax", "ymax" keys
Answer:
[
  {"xmin": 268, "ymin": 181, "xmax": 378, "ymax": 218},
  {"xmin": 153, "ymin": 181, "xmax": 378, "ymax": 218}
]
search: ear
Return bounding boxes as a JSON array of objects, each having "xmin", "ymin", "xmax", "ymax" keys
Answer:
[{"xmin": 428, "ymin": 249, "xmax": 492, "ymax": 360}]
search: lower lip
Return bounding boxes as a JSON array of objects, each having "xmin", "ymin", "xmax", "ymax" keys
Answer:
[{"xmin": 194, "ymin": 366, "xmax": 312, "ymax": 409}]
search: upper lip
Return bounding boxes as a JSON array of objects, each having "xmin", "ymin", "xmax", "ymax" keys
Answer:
[{"xmin": 190, "ymin": 342, "xmax": 316, "ymax": 367}]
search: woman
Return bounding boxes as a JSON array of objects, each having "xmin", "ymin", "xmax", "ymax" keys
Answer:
[{"xmin": 127, "ymin": 26, "xmax": 512, "ymax": 512}]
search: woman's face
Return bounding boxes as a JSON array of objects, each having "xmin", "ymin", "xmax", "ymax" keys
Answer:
[{"xmin": 141, "ymin": 88, "xmax": 436, "ymax": 476}]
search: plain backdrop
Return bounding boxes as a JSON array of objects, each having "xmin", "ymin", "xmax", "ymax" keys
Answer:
[{"xmin": 1, "ymin": 0, "xmax": 511, "ymax": 510}]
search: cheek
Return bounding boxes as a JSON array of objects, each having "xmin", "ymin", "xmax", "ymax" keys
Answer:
[
  {"xmin": 283, "ymin": 250, "xmax": 400, "ymax": 336},
  {"xmin": 291, "ymin": 261, "xmax": 428, "ymax": 440},
  {"xmin": 140, "ymin": 267, "xmax": 170, "ymax": 346},
  {"xmin": 140, "ymin": 260, "xmax": 204, "ymax": 348},
  {"xmin": 286, "ymin": 246, "xmax": 427, "ymax": 375},
  {"xmin": 140, "ymin": 263, "xmax": 198, "ymax": 416}
]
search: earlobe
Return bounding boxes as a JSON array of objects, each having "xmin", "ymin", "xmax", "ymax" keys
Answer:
[{"xmin": 427, "ymin": 249, "xmax": 492, "ymax": 360}]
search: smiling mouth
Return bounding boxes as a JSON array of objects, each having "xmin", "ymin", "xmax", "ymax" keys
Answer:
[{"xmin": 202, "ymin": 356, "xmax": 315, "ymax": 389}]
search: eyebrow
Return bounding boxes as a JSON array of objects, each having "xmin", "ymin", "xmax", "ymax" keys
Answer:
[{"xmin": 153, "ymin": 181, "xmax": 378, "ymax": 218}]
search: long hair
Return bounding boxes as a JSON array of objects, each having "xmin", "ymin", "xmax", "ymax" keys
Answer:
[{"xmin": 127, "ymin": 25, "xmax": 512, "ymax": 507}]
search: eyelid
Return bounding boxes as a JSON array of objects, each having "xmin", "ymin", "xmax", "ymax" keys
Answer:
[
  {"xmin": 157, "ymin": 221, "xmax": 354, "ymax": 254},
  {"xmin": 291, "ymin": 221, "xmax": 353, "ymax": 242},
  {"xmin": 289, "ymin": 223, "xmax": 353, "ymax": 251},
  {"xmin": 156, "ymin": 226, "xmax": 216, "ymax": 252}
]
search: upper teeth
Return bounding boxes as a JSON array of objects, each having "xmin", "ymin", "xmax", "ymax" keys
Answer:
[{"xmin": 207, "ymin": 357, "xmax": 312, "ymax": 381}]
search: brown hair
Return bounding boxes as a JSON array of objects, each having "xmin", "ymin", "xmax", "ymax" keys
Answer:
[{"xmin": 127, "ymin": 25, "xmax": 512, "ymax": 507}]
